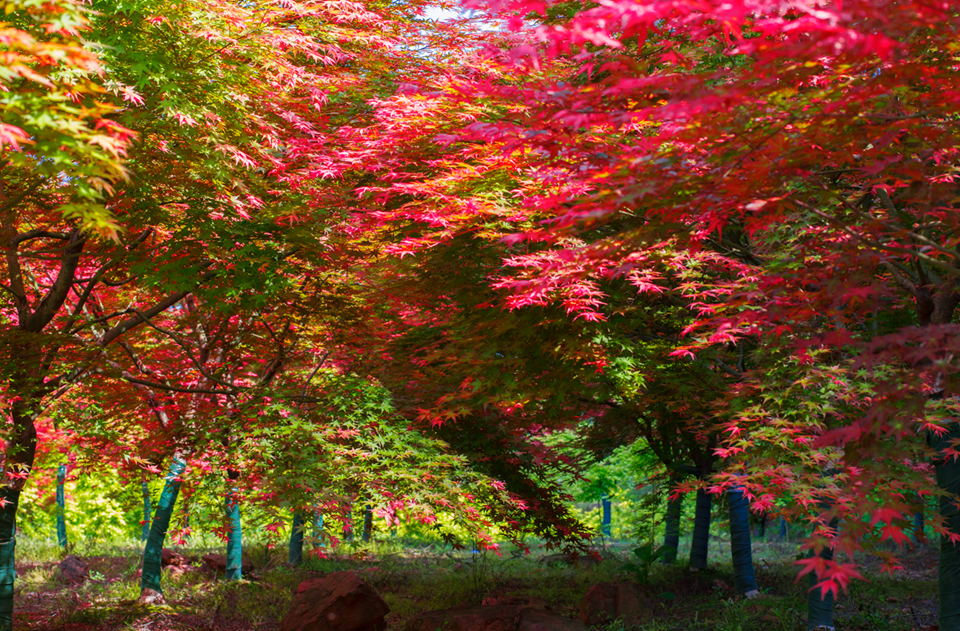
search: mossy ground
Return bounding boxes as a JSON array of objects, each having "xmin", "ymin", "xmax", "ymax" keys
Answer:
[{"xmin": 11, "ymin": 534, "xmax": 938, "ymax": 631}]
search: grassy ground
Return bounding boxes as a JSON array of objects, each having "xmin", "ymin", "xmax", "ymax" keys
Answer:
[{"xmin": 10, "ymin": 534, "xmax": 939, "ymax": 631}]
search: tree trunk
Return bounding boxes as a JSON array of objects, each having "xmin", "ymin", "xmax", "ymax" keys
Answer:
[
  {"xmin": 343, "ymin": 504, "xmax": 353, "ymax": 542},
  {"xmin": 806, "ymin": 516, "xmax": 838, "ymax": 631},
  {"xmin": 0, "ymin": 399, "xmax": 39, "ymax": 630},
  {"xmin": 313, "ymin": 512, "xmax": 324, "ymax": 549},
  {"xmin": 779, "ymin": 517, "xmax": 788, "ymax": 541},
  {"xmin": 728, "ymin": 488, "xmax": 759, "ymax": 596},
  {"xmin": 689, "ymin": 488, "xmax": 712, "ymax": 570},
  {"xmin": 140, "ymin": 457, "xmax": 186, "ymax": 603},
  {"xmin": 224, "ymin": 483, "xmax": 242, "ymax": 580},
  {"xmin": 601, "ymin": 495, "xmax": 612, "ymax": 538},
  {"xmin": 934, "ymin": 422, "xmax": 960, "ymax": 631},
  {"xmin": 662, "ymin": 493, "xmax": 682, "ymax": 564},
  {"xmin": 56, "ymin": 464, "xmax": 67, "ymax": 549},
  {"xmin": 807, "ymin": 545, "xmax": 836, "ymax": 630},
  {"xmin": 913, "ymin": 493, "xmax": 925, "ymax": 542},
  {"xmin": 289, "ymin": 513, "xmax": 304, "ymax": 566},
  {"xmin": 0, "ymin": 488, "xmax": 20, "ymax": 631},
  {"xmin": 141, "ymin": 473, "xmax": 152, "ymax": 541},
  {"xmin": 362, "ymin": 505, "xmax": 373, "ymax": 543}
]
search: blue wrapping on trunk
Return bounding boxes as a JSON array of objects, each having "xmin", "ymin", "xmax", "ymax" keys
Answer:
[
  {"xmin": 662, "ymin": 494, "xmax": 682, "ymax": 564},
  {"xmin": 289, "ymin": 513, "xmax": 304, "ymax": 565},
  {"xmin": 225, "ymin": 487, "xmax": 242, "ymax": 580},
  {"xmin": 601, "ymin": 495, "xmax": 612, "ymax": 537},
  {"xmin": 690, "ymin": 488, "xmax": 712, "ymax": 570},
  {"xmin": 313, "ymin": 512, "xmax": 324, "ymax": 548},
  {"xmin": 141, "ymin": 457, "xmax": 185, "ymax": 595},
  {"xmin": 0, "ymin": 488, "xmax": 21, "ymax": 631},
  {"xmin": 56, "ymin": 464, "xmax": 67, "ymax": 548},
  {"xmin": 934, "ymin": 421, "xmax": 960, "ymax": 631},
  {"xmin": 807, "ymin": 514, "xmax": 837, "ymax": 630},
  {"xmin": 728, "ymin": 487, "xmax": 758, "ymax": 594},
  {"xmin": 141, "ymin": 479, "xmax": 152, "ymax": 541}
]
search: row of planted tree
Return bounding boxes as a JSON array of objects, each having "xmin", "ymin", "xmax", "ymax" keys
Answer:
[
  {"xmin": 4, "ymin": 0, "xmax": 960, "ymax": 630},
  {"xmin": 42, "ymin": 451, "xmax": 930, "ymax": 631}
]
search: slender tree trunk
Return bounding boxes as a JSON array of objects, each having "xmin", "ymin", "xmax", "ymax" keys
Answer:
[
  {"xmin": 140, "ymin": 457, "xmax": 186, "ymax": 603},
  {"xmin": 689, "ymin": 488, "xmax": 712, "ymax": 570},
  {"xmin": 362, "ymin": 505, "xmax": 373, "ymax": 543},
  {"xmin": 757, "ymin": 513, "xmax": 767, "ymax": 539},
  {"xmin": 0, "ymin": 398, "xmax": 40, "ymax": 631},
  {"xmin": 56, "ymin": 464, "xmax": 67, "ymax": 549},
  {"xmin": 913, "ymin": 492, "xmax": 925, "ymax": 542},
  {"xmin": 662, "ymin": 493, "xmax": 682, "ymax": 564},
  {"xmin": 224, "ymin": 477, "xmax": 242, "ymax": 580},
  {"xmin": 779, "ymin": 516, "xmax": 788, "ymax": 541},
  {"xmin": 934, "ymin": 422, "xmax": 960, "ymax": 631},
  {"xmin": 289, "ymin": 513, "xmax": 304, "ymax": 566},
  {"xmin": 313, "ymin": 512, "xmax": 324, "ymax": 549},
  {"xmin": 0, "ymin": 488, "xmax": 20, "ymax": 631},
  {"xmin": 728, "ymin": 488, "xmax": 759, "ymax": 596},
  {"xmin": 807, "ymin": 545, "xmax": 836, "ymax": 630},
  {"xmin": 343, "ymin": 504, "xmax": 353, "ymax": 542},
  {"xmin": 600, "ymin": 495, "xmax": 612, "ymax": 538},
  {"xmin": 141, "ymin": 472, "xmax": 152, "ymax": 542},
  {"xmin": 807, "ymin": 515, "xmax": 838, "ymax": 631}
]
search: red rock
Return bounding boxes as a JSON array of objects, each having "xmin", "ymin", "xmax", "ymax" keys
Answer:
[
  {"xmin": 281, "ymin": 571, "xmax": 389, "ymax": 631},
  {"xmin": 161, "ymin": 548, "xmax": 188, "ymax": 567},
  {"xmin": 58, "ymin": 555, "xmax": 88, "ymax": 585},
  {"xmin": 579, "ymin": 583, "xmax": 650, "ymax": 627}
]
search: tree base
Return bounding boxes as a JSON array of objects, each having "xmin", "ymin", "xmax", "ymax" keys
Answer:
[{"xmin": 139, "ymin": 588, "xmax": 164, "ymax": 604}]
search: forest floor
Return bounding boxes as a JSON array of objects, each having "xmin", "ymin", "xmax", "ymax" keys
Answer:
[{"xmin": 11, "ymin": 535, "xmax": 938, "ymax": 631}]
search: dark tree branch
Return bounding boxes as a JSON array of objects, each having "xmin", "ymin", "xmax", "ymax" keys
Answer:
[
  {"xmin": 24, "ymin": 230, "xmax": 86, "ymax": 332},
  {"xmin": 11, "ymin": 230, "xmax": 71, "ymax": 246},
  {"xmin": 97, "ymin": 264, "xmax": 216, "ymax": 347},
  {"xmin": 121, "ymin": 374, "xmax": 239, "ymax": 396}
]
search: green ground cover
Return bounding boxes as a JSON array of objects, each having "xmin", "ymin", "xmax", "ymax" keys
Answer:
[{"xmin": 11, "ymin": 534, "xmax": 938, "ymax": 631}]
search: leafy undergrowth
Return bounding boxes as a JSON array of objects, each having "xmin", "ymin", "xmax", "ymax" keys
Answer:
[{"xmin": 11, "ymin": 537, "xmax": 938, "ymax": 631}]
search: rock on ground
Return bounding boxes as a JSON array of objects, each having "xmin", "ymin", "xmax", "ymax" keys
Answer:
[
  {"xmin": 281, "ymin": 571, "xmax": 389, "ymax": 631},
  {"xmin": 58, "ymin": 555, "xmax": 88, "ymax": 585},
  {"xmin": 161, "ymin": 548, "xmax": 190, "ymax": 567}
]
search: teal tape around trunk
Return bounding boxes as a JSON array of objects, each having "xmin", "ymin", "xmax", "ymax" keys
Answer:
[
  {"xmin": 56, "ymin": 464, "xmax": 67, "ymax": 548},
  {"xmin": 289, "ymin": 513, "xmax": 304, "ymax": 565},
  {"xmin": 935, "ymin": 422, "xmax": 960, "ymax": 631},
  {"xmin": 141, "ymin": 458, "xmax": 185, "ymax": 595},
  {"xmin": 728, "ymin": 488, "xmax": 758, "ymax": 594},
  {"xmin": 313, "ymin": 513, "xmax": 324, "ymax": 549},
  {"xmin": 662, "ymin": 494, "xmax": 682, "ymax": 564},
  {"xmin": 0, "ymin": 488, "xmax": 21, "ymax": 631},
  {"xmin": 224, "ymin": 488, "xmax": 242, "ymax": 580},
  {"xmin": 689, "ymin": 488, "xmax": 712, "ymax": 570},
  {"xmin": 141, "ymin": 480, "xmax": 151, "ymax": 541},
  {"xmin": 600, "ymin": 496, "xmax": 612, "ymax": 538},
  {"xmin": 362, "ymin": 505, "xmax": 373, "ymax": 542}
]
